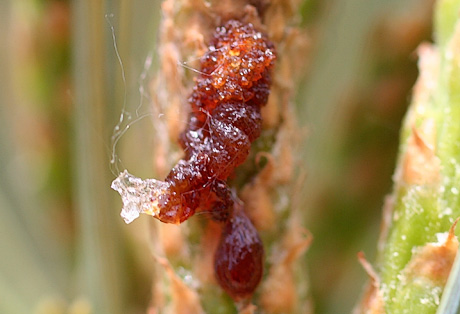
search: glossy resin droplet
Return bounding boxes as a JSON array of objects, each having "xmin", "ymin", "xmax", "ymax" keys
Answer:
[{"xmin": 214, "ymin": 208, "xmax": 264, "ymax": 300}]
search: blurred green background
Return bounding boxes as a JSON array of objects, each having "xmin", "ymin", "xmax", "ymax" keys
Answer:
[{"xmin": 0, "ymin": 0, "xmax": 434, "ymax": 313}]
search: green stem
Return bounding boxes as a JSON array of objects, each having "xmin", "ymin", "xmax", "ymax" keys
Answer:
[{"xmin": 365, "ymin": 1, "xmax": 460, "ymax": 313}]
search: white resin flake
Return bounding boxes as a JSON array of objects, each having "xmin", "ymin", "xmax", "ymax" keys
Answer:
[{"xmin": 111, "ymin": 170, "xmax": 168, "ymax": 224}]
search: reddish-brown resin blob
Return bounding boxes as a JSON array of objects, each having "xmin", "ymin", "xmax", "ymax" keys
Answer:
[
  {"xmin": 214, "ymin": 208, "xmax": 264, "ymax": 300},
  {"xmin": 149, "ymin": 19, "xmax": 273, "ymax": 300}
]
